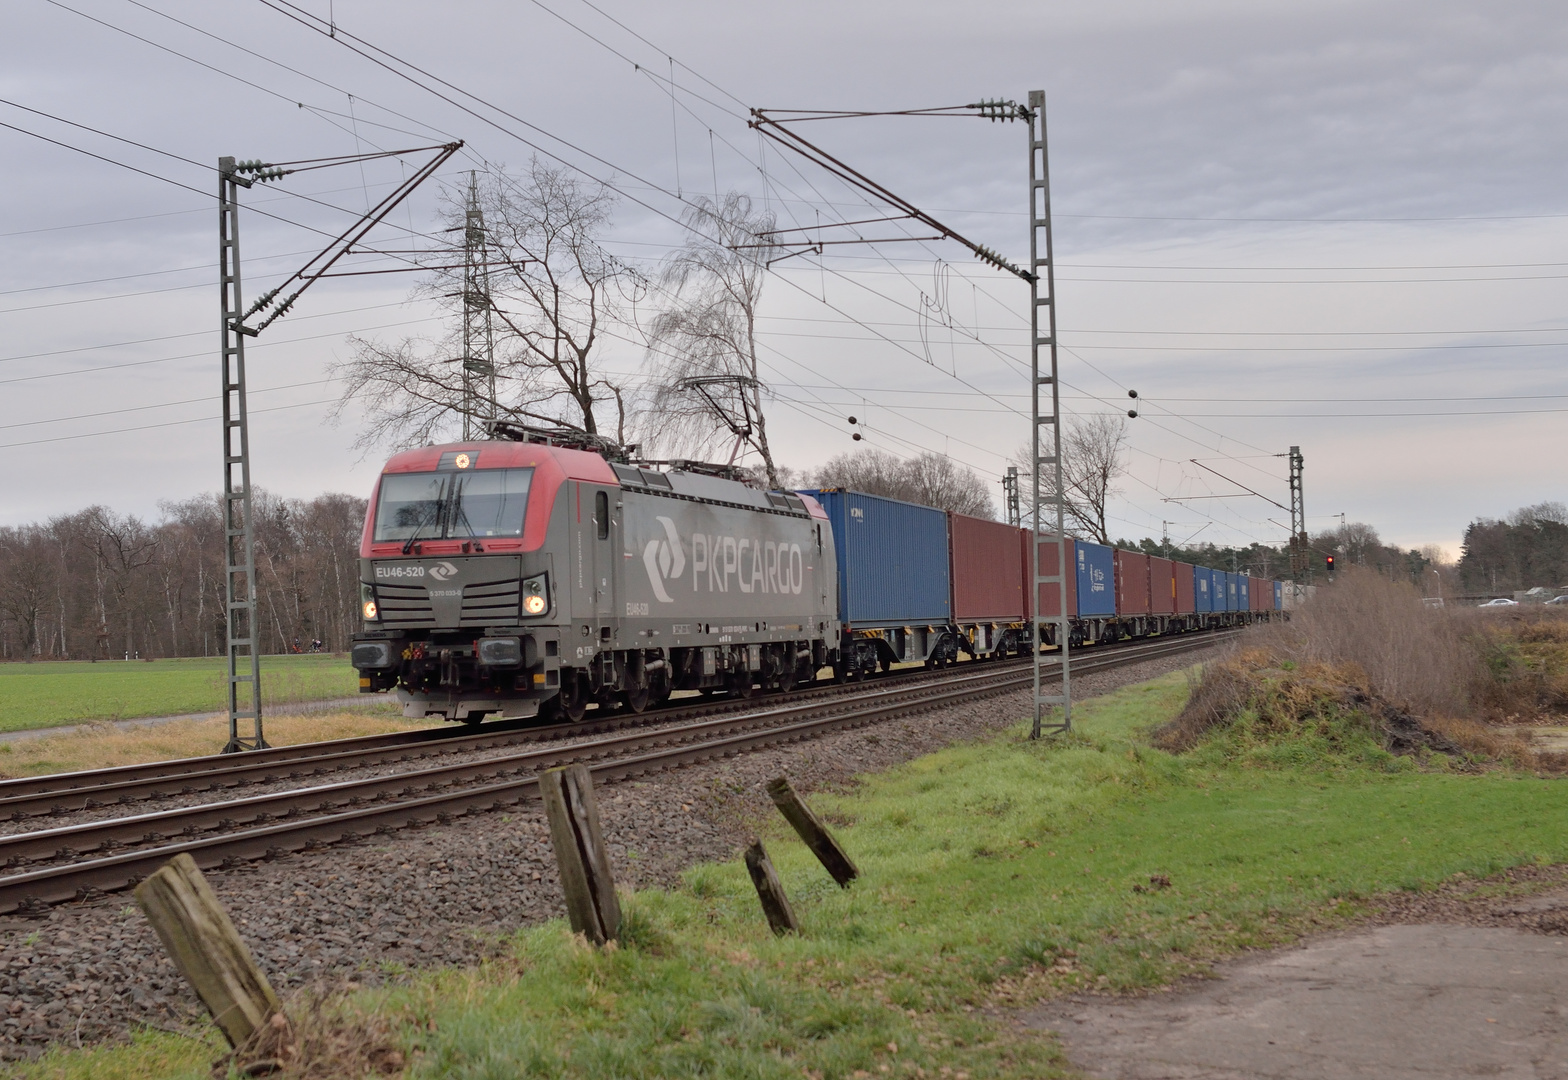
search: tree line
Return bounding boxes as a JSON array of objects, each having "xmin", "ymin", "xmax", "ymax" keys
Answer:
[
  {"xmin": 0, "ymin": 493, "xmax": 363, "ymax": 662},
  {"xmin": 1458, "ymin": 502, "xmax": 1568, "ymax": 595}
]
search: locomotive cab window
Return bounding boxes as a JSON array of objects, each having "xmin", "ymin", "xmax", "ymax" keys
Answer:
[
  {"xmin": 594, "ymin": 490, "xmax": 609, "ymax": 540},
  {"xmin": 373, "ymin": 467, "xmax": 534, "ymax": 542}
]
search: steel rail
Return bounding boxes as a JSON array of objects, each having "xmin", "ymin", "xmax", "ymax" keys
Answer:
[
  {"xmin": 0, "ymin": 633, "xmax": 1224, "ymax": 915},
  {"xmin": 0, "ymin": 661, "xmax": 1037, "ymax": 866},
  {"xmin": 0, "ymin": 645, "xmax": 1077, "ymax": 810},
  {"xmin": 0, "ymin": 629, "xmax": 1231, "ymax": 814}
]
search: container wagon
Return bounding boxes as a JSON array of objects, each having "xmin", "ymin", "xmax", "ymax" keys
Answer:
[
  {"xmin": 1114, "ymin": 549, "xmax": 1152, "ymax": 636},
  {"xmin": 803, "ymin": 489, "xmax": 954, "ymax": 674},
  {"xmin": 947, "ymin": 512, "xmax": 1029, "ymax": 658}
]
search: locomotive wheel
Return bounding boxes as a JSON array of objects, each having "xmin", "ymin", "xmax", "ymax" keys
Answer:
[
  {"xmin": 831, "ymin": 660, "xmax": 848, "ymax": 684},
  {"xmin": 730, "ymin": 672, "xmax": 754, "ymax": 698},
  {"xmin": 558, "ymin": 676, "xmax": 587, "ymax": 723},
  {"xmin": 623, "ymin": 681, "xmax": 650, "ymax": 714},
  {"xmin": 776, "ymin": 663, "xmax": 796, "ymax": 694}
]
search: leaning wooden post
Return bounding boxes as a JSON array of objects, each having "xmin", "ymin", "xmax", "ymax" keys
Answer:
[
  {"xmin": 540, "ymin": 764, "xmax": 621, "ymax": 945},
  {"xmin": 744, "ymin": 839, "xmax": 800, "ymax": 935},
  {"xmin": 766, "ymin": 776, "xmax": 859, "ymax": 887},
  {"xmin": 133, "ymin": 853, "xmax": 283, "ymax": 1049}
]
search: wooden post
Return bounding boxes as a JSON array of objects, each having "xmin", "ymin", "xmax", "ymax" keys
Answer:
[
  {"xmin": 133, "ymin": 853, "xmax": 283, "ymax": 1049},
  {"xmin": 766, "ymin": 776, "xmax": 859, "ymax": 887},
  {"xmin": 744, "ymin": 839, "xmax": 799, "ymax": 935},
  {"xmin": 540, "ymin": 764, "xmax": 621, "ymax": 945}
]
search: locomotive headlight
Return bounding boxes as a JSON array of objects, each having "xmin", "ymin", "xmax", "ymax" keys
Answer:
[
  {"xmin": 477, "ymin": 636, "xmax": 522, "ymax": 667},
  {"xmin": 521, "ymin": 573, "xmax": 548, "ymax": 615},
  {"xmin": 360, "ymin": 583, "xmax": 379, "ymax": 622}
]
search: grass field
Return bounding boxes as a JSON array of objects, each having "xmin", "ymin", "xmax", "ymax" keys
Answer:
[
  {"xmin": 17, "ymin": 671, "xmax": 1568, "ymax": 1079},
  {"xmin": 0, "ymin": 654, "xmax": 361, "ymax": 733}
]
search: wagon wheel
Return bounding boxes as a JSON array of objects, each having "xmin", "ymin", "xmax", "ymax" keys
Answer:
[
  {"xmin": 730, "ymin": 671, "xmax": 754, "ymax": 699},
  {"xmin": 776, "ymin": 660, "xmax": 796, "ymax": 694}
]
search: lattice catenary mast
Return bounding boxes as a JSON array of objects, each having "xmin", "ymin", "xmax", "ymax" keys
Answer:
[
  {"xmin": 460, "ymin": 172, "xmax": 497, "ymax": 440},
  {"xmin": 1025, "ymin": 90, "xmax": 1071, "ymax": 737}
]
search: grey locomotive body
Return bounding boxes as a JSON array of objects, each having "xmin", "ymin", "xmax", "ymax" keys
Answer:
[{"xmin": 350, "ymin": 437, "xmax": 839, "ymax": 723}]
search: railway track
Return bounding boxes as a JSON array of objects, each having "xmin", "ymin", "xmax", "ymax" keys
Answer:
[
  {"xmin": 0, "ymin": 633, "xmax": 1227, "ymax": 916},
  {"xmin": 0, "ymin": 645, "xmax": 1090, "ymax": 818}
]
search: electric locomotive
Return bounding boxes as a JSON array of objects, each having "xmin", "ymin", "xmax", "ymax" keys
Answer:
[{"xmin": 350, "ymin": 427, "xmax": 839, "ymax": 723}]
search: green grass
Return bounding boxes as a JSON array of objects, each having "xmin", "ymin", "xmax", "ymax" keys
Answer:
[
  {"xmin": 17, "ymin": 671, "xmax": 1568, "ymax": 1079},
  {"xmin": 0, "ymin": 654, "xmax": 359, "ymax": 733}
]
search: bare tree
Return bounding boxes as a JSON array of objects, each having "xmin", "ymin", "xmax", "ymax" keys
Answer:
[
  {"xmin": 645, "ymin": 193, "xmax": 780, "ymax": 484},
  {"xmin": 812, "ymin": 448, "xmax": 994, "ymax": 518},
  {"xmin": 334, "ymin": 159, "xmax": 643, "ymax": 450},
  {"xmin": 1015, "ymin": 414, "xmax": 1129, "ymax": 543}
]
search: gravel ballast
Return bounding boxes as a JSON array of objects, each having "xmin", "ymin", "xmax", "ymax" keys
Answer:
[{"xmin": 0, "ymin": 651, "xmax": 1200, "ymax": 1060}]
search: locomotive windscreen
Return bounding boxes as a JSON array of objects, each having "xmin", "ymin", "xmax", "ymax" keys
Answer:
[{"xmin": 373, "ymin": 468, "xmax": 533, "ymax": 541}]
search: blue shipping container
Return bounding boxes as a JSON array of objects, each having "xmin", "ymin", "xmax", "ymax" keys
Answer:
[
  {"xmin": 1075, "ymin": 540, "xmax": 1116, "ymax": 616},
  {"xmin": 1193, "ymin": 565, "xmax": 1213, "ymax": 613},
  {"xmin": 1273, "ymin": 580, "xmax": 1283, "ymax": 610},
  {"xmin": 1208, "ymin": 568, "xmax": 1226, "ymax": 613},
  {"xmin": 800, "ymin": 489, "xmax": 950, "ymax": 626},
  {"xmin": 1227, "ymin": 572, "xmax": 1241, "ymax": 612}
]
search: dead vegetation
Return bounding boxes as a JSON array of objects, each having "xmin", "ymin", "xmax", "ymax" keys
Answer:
[
  {"xmin": 213, "ymin": 989, "xmax": 407, "ymax": 1080},
  {"xmin": 1157, "ymin": 568, "xmax": 1568, "ymax": 771}
]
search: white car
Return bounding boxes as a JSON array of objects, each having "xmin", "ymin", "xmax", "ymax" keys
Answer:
[{"xmin": 1481, "ymin": 598, "xmax": 1519, "ymax": 607}]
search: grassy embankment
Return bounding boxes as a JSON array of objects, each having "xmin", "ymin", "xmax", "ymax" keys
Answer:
[
  {"xmin": 0, "ymin": 655, "xmax": 366, "ymax": 733},
  {"xmin": 0, "ymin": 654, "xmax": 421, "ymax": 774},
  {"xmin": 16, "ymin": 666, "xmax": 1568, "ymax": 1080}
]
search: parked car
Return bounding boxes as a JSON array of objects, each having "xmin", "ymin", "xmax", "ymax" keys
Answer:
[
  {"xmin": 1546, "ymin": 595, "xmax": 1568, "ymax": 606},
  {"xmin": 1481, "ymin": 598, "xmax": 1519, "ymax": 607}
]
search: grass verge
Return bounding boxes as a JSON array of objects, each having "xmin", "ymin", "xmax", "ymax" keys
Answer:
[
  {"xmin": 0, "ymin": 655, "xmax": 362, "ymax": 733},
  {"xmin": 14, "ymin": 669, "xmax": 1568, "ymax": 1079},
  {"xmin": 0, "ymin": 708, "xmax": 430, "ymax": 778}
]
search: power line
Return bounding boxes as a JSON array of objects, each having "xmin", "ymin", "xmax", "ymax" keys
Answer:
[{"xmin": 0, "ymin": 397, "xmax": 341, "ymax": 450}]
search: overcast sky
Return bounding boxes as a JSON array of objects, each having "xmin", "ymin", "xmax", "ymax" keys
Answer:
[{"xmin": 2, "ymin": 0, "xmax": 1564, "ymax": 556}]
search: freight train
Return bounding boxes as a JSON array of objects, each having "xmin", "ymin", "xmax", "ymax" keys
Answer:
[{"xmin": 349, "ymin": 429, "xmax": 1282, "ymax": 723}]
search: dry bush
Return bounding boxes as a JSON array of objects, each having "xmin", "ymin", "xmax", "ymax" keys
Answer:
[
  {"xmin": 1454, "ymin": 606, "xmax": 1568, "ymax": 718},
  {"xmin": 215, "ymin": 991, "xmax": 406, "ymax": 1079},
  {"xmin": 1239, "ymin": 566, "xmax": 1478, "ymax": 717}
]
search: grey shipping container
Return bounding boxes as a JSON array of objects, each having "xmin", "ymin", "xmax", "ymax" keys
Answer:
[{"xmin": 799, "ymin": 489, "xmax": 951, "ymax": 627}]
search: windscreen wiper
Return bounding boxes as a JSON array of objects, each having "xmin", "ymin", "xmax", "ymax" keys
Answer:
[{"xmin": 401, "ymin": 477, "xmax": 448, "ymax": 554}]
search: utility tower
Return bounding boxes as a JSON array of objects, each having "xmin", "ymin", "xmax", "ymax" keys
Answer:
[
  {"xmin": 460, "ymin": 173, "xmax": 497, "ymax": 440},
  {"xmin": 1286, "ymin": 445, "xmax": 1308, "ymax": 582},
  {"xmin": 218, "ymin": 157, "xmax": 264, "ymax": 752},
  {"xmin": 1002, "ymin": 466, "xmax": 1021, "ymax": 528},
  {"xmin": 1027, "ymin": 89, "xmax": 1070, "ymax": 738}
]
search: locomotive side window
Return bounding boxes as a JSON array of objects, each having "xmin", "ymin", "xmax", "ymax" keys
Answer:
[
  {"xmin": 594, "ymin": 490, "xmax": 609, "ymax": 540},
  {"xmin": 373, "ymin": 467, "xmax": 533, "ymax": 541}
]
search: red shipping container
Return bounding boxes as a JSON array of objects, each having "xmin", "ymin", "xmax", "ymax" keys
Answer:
[
  {"xmin": 1173, "ymin": 561, "xmax": 1196, "ymax": 614},
  {"xmin": 1148, "ymin": 556, "xmax": 1176, "ymax": 615},
  {"xmin": 1024, "ymin": 532, "xmax": 1076, "ymax": 619},
  {"xmin": 948, "ymin": 513, "xmax": 1026, "ymax": 621},
  {"xmin": 1114, "ymin": 549, "xmax": 1151, "ymax": 615},
  {"xmin": 1252, "ymin": 576, "xmax": 1268, "ymax": 613}
]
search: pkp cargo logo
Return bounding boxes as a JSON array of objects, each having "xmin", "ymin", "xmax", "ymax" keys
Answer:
[
  {"xmin": 427, "ymin": 561, "xmax": 459, "ymax": 582},
  {"xmin": 642, "ymin": 517, "xmax": 685, "ymax": 603}
]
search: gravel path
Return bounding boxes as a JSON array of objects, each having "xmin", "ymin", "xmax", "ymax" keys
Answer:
[{"xmin": 0, "ymin": 651, "xmax": 1199, "ymax": 1061}]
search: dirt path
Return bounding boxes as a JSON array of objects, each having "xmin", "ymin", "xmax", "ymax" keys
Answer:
[{"xmin": 1017, "ymin": 886, "xmax": 1568, "ymax": 1079}]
